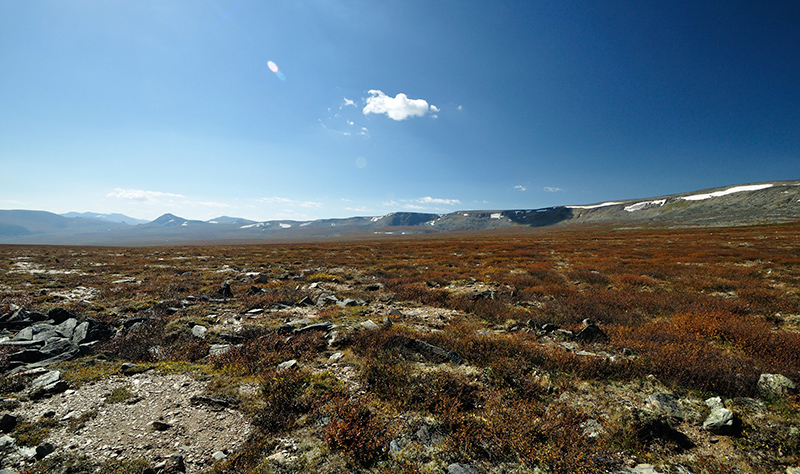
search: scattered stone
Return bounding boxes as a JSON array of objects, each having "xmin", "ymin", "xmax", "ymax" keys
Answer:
[
  {"xmin": 247, "ymin": 286, "xmax": 265, "ymax": 296},
  {"xmin": 277, "ymin": 360, "xmax": 298, "ymax": 372},
  {"xmin": 30, "ymin": 370, "xmax": 68, "ymax": 395},
  {"xmin": 48, "ymin": 308, "xmax": 76, "ymax": 324},
  {"xmin": 703, "ymin": 401, "xmax": 736, "ymax": 435},
  {"xmin": 191, "ymin": 325, "xmax": 207, "ymax": 339},
  {"xmin": 121, "ymin": 362, "xmax": 148, "ymax": 375},
  {"xmin": 402, "ymin": 337, "xmax": 464, "ymax": 365},
  {"xmin": 787, "ymin": 467, "xmax": 800, "ymax": 474},
  {"xmin": 295, "ymin": 322, "xmax": 333, "ymax": 334},
  {"xmin": 208, "ymin": 344, "xmax": 231, "ymax": 357},
  {"xmin": 581, "ymin": 419, "xmax": 604, "ymax": 438},
  {"xmin": 635, "ymin": 413, "xmax": 694, "ymax": 451},
  {"xmin": 218, "ymin": 281, "xmax": 233, "ymax": 298},
  {"xmin": 212, "ymin": 450, "xmax": 228, "ymax": 461},
  {"xmin": 329, "ymin": 352, "xmax": 344, "ymax": 362},
  {"xmin": 646, "ymin": 393, "xmax": 685, "ymax": 420},
  {"xmin": 0, "ymin": 434, "xmax": 16, "ymax": 449},
  {"xmin": 360, "ymin": 320, "xmax": 379, "ymax": 330},
  {"xmin": 147, "ymin": 420, "xmax": 173, "ymax": 432},
  {"xmin": 575, "ymin": 322, "xmax": 608, "ymax": 343},
  {"xmin": 0, "ymin": 414, "xmax": 18, "ymax": 433},
  {"xmin": 616, "ymin": 464, "xmax": 661, "ymax": 474},
  {"xmin": 35, "ymin": 442, "xmax": 55, "ymax": 460},
  {"xmin": 164, "ymin": 453, "xmax": 186, "ymax": 473},
  {"xmin": 448, "ymin": 463, "xmax": 479, "ymax": 474},
  {"xmin": 758, "ymin": 373, "xmax": 796, "ymax": 399},
  {"xmin": 296, "ymin": 296, "xmax": 315, "ymax": 307}
]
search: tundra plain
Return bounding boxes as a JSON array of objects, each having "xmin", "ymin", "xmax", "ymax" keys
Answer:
[{"xmin": 2, "ymin": 223, "xmax": 800, "ymax": 473}]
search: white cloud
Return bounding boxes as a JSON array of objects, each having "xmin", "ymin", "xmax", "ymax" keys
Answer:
[
  {"xmin": 514, "ymin": 185, "xmax": 527, "ymax": 192},
  {"xmin": 416, "ymin": 196, "xmax": 461, "ymax": 205},
  {"xmin": 363, "ymin": 90, "xmax": 435, "ymax": 121},
  {"xmin": 342, "ymin": 97, "xmax": 355, "ymax": 108},
  {"xmin": 544, "ymin": 186, "xmax": 564, "ymax": 193},
  {"xmin": 107, "ymin": 188, "xmax": 184, "ymax": 201}
]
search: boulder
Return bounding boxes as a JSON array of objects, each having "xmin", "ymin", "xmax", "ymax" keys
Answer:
[
  {"xmin": 0, "ymin": 414, "xmax": 17, "ymax": 433},
  {"xmin": 448, "ymin": 464, "xmax": 479, "ymax": 474},
  {"xmin": 702, "ymin": 398, "xmax": 736, "ymax": 435},
  {"xmin": 646, "ymin": 393, "xmax": 685, "ymax": 420},
  {"xmin": 575, "ymin": 322, "xmax": 608, "ymax": 343},
  {"xmin": 758, "ymin": 373, "xmax": 796, "ymax": 399},
  {"xmin": 47, "ymin": 308, "xmax": 76, "ymax": 324},
  {"xmin": 218, "ymin": 281, "xmax": 233, "ymax": 298},
  {"xmin": 191, "ymin": 325, "xmax": 207, "ymax": 339},
  {"xmin": 30, "ymin": 370, "xmax": 68, "ymax": 396},
  {"xmin": 277, "ymin": 359, "xmax": 298, "ymax": 372}
]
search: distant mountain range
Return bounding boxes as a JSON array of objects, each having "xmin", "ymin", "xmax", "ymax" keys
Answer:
[{"xmin": 1, "ymin": 180, "xmax": 798, "ymax": 245}]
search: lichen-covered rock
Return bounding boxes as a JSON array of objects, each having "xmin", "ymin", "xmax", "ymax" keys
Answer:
[{"xmin": 758, "ymin": 373, "xmax": 796, "ymax": 399}]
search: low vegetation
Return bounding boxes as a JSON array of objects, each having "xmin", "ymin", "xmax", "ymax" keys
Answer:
[{"xmin": 2, "ymin": 223, "xmax": 800, "ymax": 472}]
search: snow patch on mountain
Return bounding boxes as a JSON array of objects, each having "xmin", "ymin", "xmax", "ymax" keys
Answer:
[
  {"xmin": 625, "ymin": 199, "xmax": 667, "ymax": 212},
  {"xmin": 682, "ymin": 184, "xmax": 773, "ymax": 201},
  {"xmin": 567, "ymin": 202, "xmax": 622, "ymax": 210}
]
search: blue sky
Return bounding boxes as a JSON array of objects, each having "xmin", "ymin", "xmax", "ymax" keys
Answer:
[{"xmin": 1, "ymin": 1, "xmax": 798, "ymax": 221}]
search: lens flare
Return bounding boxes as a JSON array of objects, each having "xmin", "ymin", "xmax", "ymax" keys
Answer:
[{"xmin": 267, "ymin": 61, "xmax": 285, "ymax": 81}]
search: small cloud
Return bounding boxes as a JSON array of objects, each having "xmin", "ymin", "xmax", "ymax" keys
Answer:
[
  {"xmin": 457, "ymin": 105, "xmax": 463, "ymax": 111},
  {"xmin": 363, "ymin": 90, "xmax": 435, "ymax": 121},
  {"xmin": 544, "ymin": 186, "xmax": 564, "ymax": 193},
  {"xmin": 342, "ymin": 97, "xmax": 355, "ymax": 108},
  {"xmin": 107, "ymin": 188, "xmax": 184, "ymax": 201},
  {"xmin": 514, "ymin": 185, "xmax": 527, "ymax": 192},
  {"xmin": 417, "ymin": 197, "xmax": 461, "ymax": 205},
  {"xmin": 403, "ymin": 204, "xmax": 426, "ymax": 210}
]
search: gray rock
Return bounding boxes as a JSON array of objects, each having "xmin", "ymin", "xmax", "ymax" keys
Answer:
[
  {"xmin": 164, "ymin": 453, "xmax": 186, "ymax": 473},
  {"xmin": 31, "ymin": 370, "xmax": 62, "ymax": 391},
  {"xmin": 581, "ymin": 419, "xmax": 604, "ymax": 438},
  {"xmin": 212, "ymin": 450, "xmax": 228, "ymax": 461},
  {"xmin": 208, "ymin": 344, "xmax": 231, "ymax": 356},
  {"xmin": 54, "ymin": 318, "xmax": 78, "ymax": 339},
  {"xmin": 18, "ymin": 446, "xmax": 37, "ymax": 459},
  {"xmin": 218, "ymin": 281, "xmax": 233, "ymax": 298},
  {"xmin": 403, "ymin": 337, "xmax": 464, "ymax": 365},
  {"xmin": 41, "ymin": 338, "xmax": 78, "ymax": 357},
  {"xmin": 705, "ymin": 396, "xmax": 724, "ymax": 411},
  {"xmin": 703, "ymin": 407, "xmax": 735, "ymax": 434},
  {"xmin": 448, "ymin": 463, "xmax": 479, "ymax": 474},
  {"xmin": 32, "ymin": 328, "xmax": 58, "ymax": 342},
  {"xmin": 48, "ymin": 308, "xmax": 76, "ymax": 324},
  {"xmin": 616, "ymin": 465, "xmax": 661, "ymax": 474},
  {"xmin": 786, "ymin": 467, "xmax": 800, "ymax": 474},
  {"xmin": 360, "ymin": 319, "xmax": 379, "ymax": 330},
  {"xmin": 328, "ymin": 352, "xmax": 344, "ymax": 362},
  {"xmin": 12, "ymin": 327, "xmax": 33, "ymax": 341},
  {"xmin": 0, "ymin": 468, "xmax": 20, "ymax": 474},
  {"xmin": 647, "ymin": 393, "xmax": 685, "ymax": 420},
  {"xmin": 121, "ymin": 363, "xmax": 148, "ymax": 375},
  {"xmin": 148, "ymin": 420, "xmax": 173, "ymax": 432},
  {"xmin": 277, "ymin": 360, "xmax": 298, "ymax": 372},
  {"xmin": 0, "ymin": 434, "xmax": 16, "ymax": 449},
  {"xmin": 191, "ymin": 325, "xmax": 207, "ymax": 339},
  {"xmin": 72, "ymin": 321, "xmax": 89, "ymax": 344},
  {"xmin": 758, "ymin": 373, "xmax": 796, "ymax": 399}
]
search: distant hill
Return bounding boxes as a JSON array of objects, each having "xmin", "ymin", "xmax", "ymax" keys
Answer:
[
  {"xmin": 1, "ymin": 180, "xmax": 798, "ymax": 245},
  {"xmin": 60, "ymin": 212, "xmax": 148, "ymax": 225}
]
